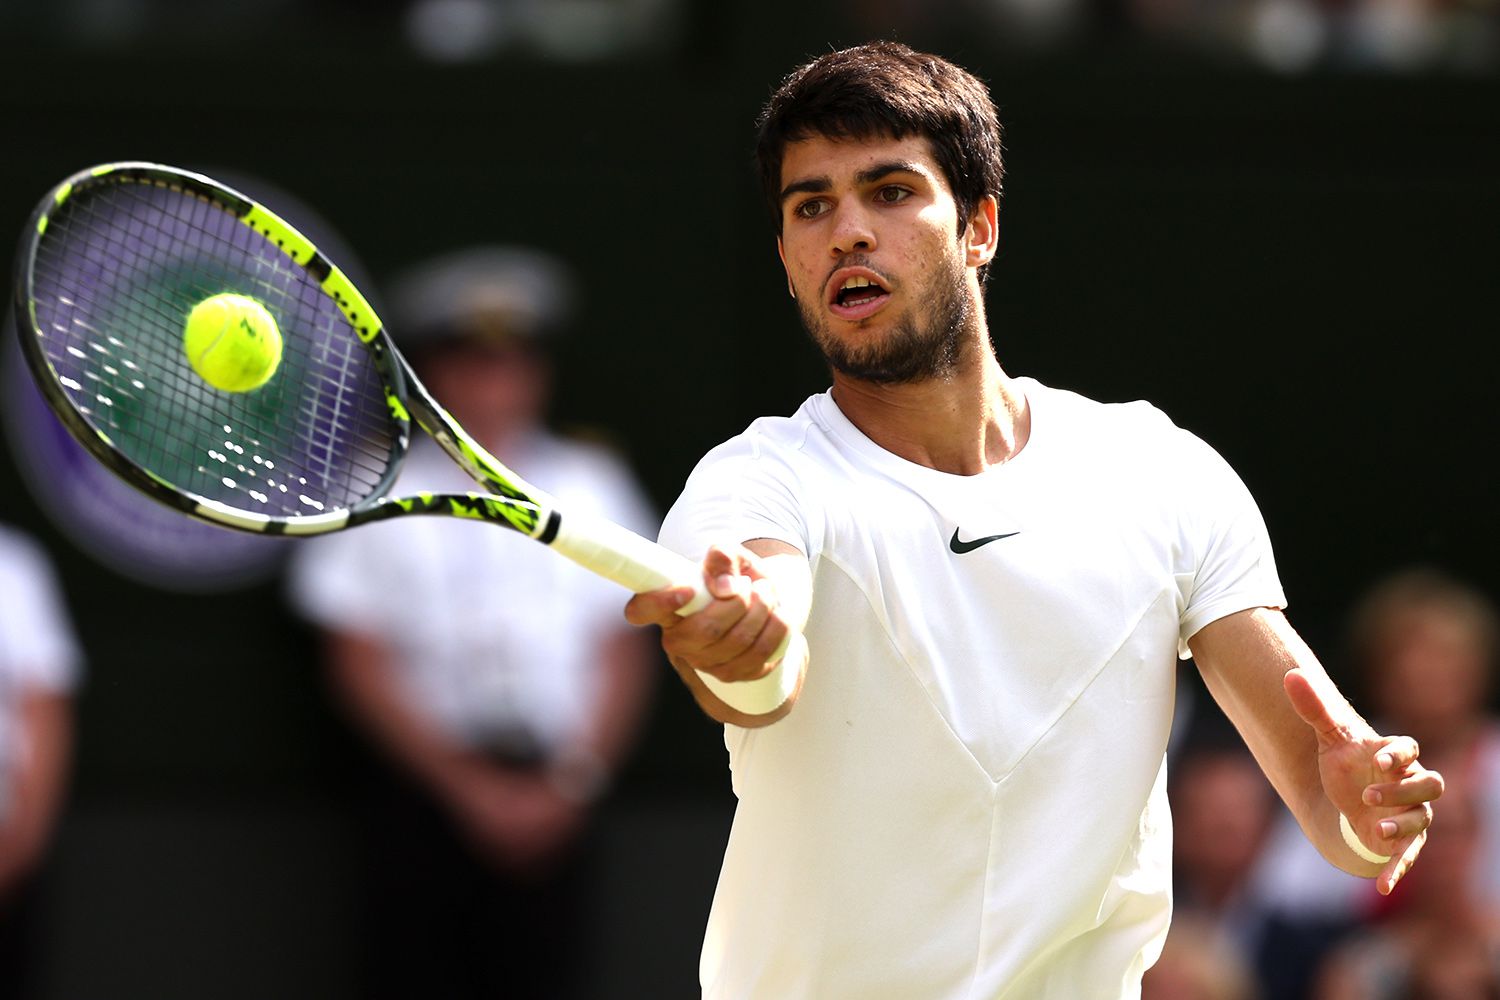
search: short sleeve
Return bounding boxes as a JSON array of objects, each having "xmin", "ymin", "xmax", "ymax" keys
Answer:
[
  {"xmin": 659, "ymin": 430, "xmax": 817, "ymax": 562},
  {"xmin": 0, "ymin": 529, "xmax": 83, "ymax": 692},
  {"xmin": 1175, "ymin": 431, "xmax": 1287, "ymax": 657}
]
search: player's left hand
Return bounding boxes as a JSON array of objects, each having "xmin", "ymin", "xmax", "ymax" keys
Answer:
[{"xmin": 1284, "ymin": 667, "xmax": 1445, "ymax": 895}]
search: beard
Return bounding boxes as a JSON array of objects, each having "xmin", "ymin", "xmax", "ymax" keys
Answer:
[{"xmin": 797, "ymin": 252, "xmax": 972, "ymax": 385}]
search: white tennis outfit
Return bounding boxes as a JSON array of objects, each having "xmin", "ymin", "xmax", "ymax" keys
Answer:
[
  {"xmin": 288, "ymin": 433, "xmax": 657, "ymax": 755},
  {"xmin": 660, "ymin": 378, "xmax": 1287, "ymax": 1000},
  {"xmin": 0, "ymin": 526, "xmax": 83, "ymax": 822}
]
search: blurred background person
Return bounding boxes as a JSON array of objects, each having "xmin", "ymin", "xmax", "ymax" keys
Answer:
[
  {"xmin": 1348, "ymin": 567, "xmax": 1500, "ymax": 907},
  {"xmin": 1310, "ymin": 784, "xmax": 1500, "ymax": 1000},
  {"xmin": 0, "ymin": 525, "xmax": 82, "ymax": 1000},
  {"xmin": 1234, "ymin": 567, "xmax": 1500, "ymax": 997},
  {"xmin": 1168, "ymin": 729, "xmax": 1348, "ymax": 1000},
  {"xmin": 1143, "ymin": 911, "xmax": 1261, "ymax": 1000},
  {"xmin": 1170, "ymin": 738, "xmax": 1279, "ymax": 954},
  {"xmin": 287, "ymin": 246, "xmax": 661, "ymax": 1000}
]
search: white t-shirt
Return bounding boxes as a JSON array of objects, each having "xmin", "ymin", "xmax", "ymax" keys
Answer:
[
  {"xmin": 660, "ymin": 378, "xmax": 1287, "ymax": 1000},
  {"xmin": 288, "ymin": 431, "xmax": 657, "ymax": 754},
  {"xmin": 0, "ymin": 526, "xmax": 83, "ymax": 818}
]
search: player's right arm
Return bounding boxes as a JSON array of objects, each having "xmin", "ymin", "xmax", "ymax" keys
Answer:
[{"xmin": 625, "ymin": 539, "xmax": 811, "ymax": 728}]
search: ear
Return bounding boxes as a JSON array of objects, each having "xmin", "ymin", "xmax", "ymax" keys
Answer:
[
  {"xmin": 964, "ymin": 195, "xmax": 999, "ymax": 269},
  {"xmin": 777, "ymin": 236, "xmax": 796, "ymax": 299}
]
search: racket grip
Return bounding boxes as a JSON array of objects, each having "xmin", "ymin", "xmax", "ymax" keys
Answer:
[{"xmin": 549, "ymin": 512, "xmax": 711, "ymax": 614}]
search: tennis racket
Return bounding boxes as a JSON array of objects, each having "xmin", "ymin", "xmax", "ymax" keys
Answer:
[{"xmin": 12, "ymin": 161, "xmax": 709, "ymax": 611}]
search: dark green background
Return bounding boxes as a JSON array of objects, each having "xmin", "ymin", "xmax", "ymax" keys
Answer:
[{"xmin": 1, "ymin": 8, "xmax": 1497, "ymax": 997}]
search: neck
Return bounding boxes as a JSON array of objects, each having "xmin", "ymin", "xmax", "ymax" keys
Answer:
[{"xmin": 829, "ymin": 324, "xmax": 1029, "ymax": 476}]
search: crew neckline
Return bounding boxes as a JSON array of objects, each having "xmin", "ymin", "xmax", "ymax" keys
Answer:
[{"xmin": 810, "ymin": 376, "xmax": 1044, "ymax": 490}]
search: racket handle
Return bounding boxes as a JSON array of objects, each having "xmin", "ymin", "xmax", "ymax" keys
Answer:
[{"xmin": 550, "ymin": 512, "xmax": 711, "ymax": 614}]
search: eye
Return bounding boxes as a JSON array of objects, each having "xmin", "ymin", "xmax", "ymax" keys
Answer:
[
  {"xmin": 792, "ymin": 198, "xmax": 829, "ymax": 220},
  {"xmin": 874, "ymin": 186, "xmax": 911, "ymax": 205}
]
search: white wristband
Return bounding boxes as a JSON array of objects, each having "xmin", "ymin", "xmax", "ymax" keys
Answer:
[
  {"xmin": 1340, "ymin": 812, "xmax": 1392, "ymax": 864},
  {"xmin": 695, "ymin": 633, "xmax": 805, "ymax": 717}
]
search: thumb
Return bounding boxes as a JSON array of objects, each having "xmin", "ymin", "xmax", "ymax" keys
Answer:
[
  {"xmin": 701, "ymin": 544, "xmax": 753, "ymax": 600},
  {"xmin": 1283, "ymin": 668, "xmax": 1346, "ymax": 749}
]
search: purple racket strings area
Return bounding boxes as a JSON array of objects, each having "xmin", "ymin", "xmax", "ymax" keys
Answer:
[{"xmin": 26, "ymin": 174, "xmax": 399, "ymax": 521}]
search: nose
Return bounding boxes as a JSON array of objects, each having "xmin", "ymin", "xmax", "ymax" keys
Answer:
[{"xmin": 829, "ymin": 202, "xmax": 876, "ymax": 257}]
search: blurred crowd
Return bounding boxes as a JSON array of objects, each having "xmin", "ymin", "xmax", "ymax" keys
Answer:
[
  {"xmin": 2, "ymin": 0, "xmax": 1497, "ymax": 74},
  {"xmin": 1146, "ymin": 567, "xmax": 1500, "ymax": 1000},
  {"xmin": 851, "ymin": 0, "xmax": 1500, "ymax": 73},
  {"xmin": 827, "ymin": 0, "xmax": 1500, "ymax": 73},
  {"xmin": 1119, "ymin": 0, "xmax": 1500, "ymax": 74}
]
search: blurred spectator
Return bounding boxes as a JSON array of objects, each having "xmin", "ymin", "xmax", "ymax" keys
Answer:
[
  {"xmin": 1126, "ymin": 0, "xmax": 1500, "ymax": 73},
  {"xmin": 287, "ymin": 246, "xmax": 660, "ymax": 1000},
  {"xmin": 1349, "ymin": 568, "xmax": 1500, "ymax": 906},
  {"xmin": 1172, "ymin": 741, "xmax": 1279, "ymax": 945},
  {"xmin": 1168, "ymin": 737, "xmax": 1286, "ymax": 998},
  {"xmin": 1169, "ymin": 723, "xmax": 1364, "ymax": 999},
  {"xmin": 1311, "ymin": 785, "xmax": 1500, "ymax": 999},
  {"xmin": 1245, "ymin": 568, "xmax": 1500, "ymax": 996},
  {"xmin": 0, "ymin": 525, "xmax": 82, "ymax": 1000},
  {"xmin": 1144, "ymin": 911, "xmax": 1261, "ymax": 1000}
]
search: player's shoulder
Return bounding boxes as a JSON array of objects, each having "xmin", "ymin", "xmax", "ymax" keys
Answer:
[
  {"xmin": 1025, "ymin": 377, "xmax": 1197, "ymax": 456},
  {"xmin": 694, "ymin": 393, "xmax": 831, "ymax": 469},
  {"xmin": 1028, "ymin": 379, "xmax": 1240, "ymax": 495},
  {"xmin": 1026, "ymin": 377, "xmax": 1176, "ymax": 431}
]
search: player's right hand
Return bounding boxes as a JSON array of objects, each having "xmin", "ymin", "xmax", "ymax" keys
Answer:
[{"xmin": 625, "ymin": 542, "xmax": 791, "ymax": 684}]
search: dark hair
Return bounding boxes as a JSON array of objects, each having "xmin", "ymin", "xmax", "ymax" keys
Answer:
[{"xmin": 755, "ymin": 42, "xmax": 1005, "ymax": 268}]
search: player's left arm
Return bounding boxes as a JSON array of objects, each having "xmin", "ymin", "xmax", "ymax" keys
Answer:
[{"xmin": 1189, "ymin": 606, "xmax": 1444, "ymax": 895}]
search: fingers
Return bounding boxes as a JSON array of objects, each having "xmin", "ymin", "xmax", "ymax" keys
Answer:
[
  {"xmin": 1362, "ymin": 767, "xmax": 1445, "ymax": 808},
  {"xmin": 1373, "ymin": 736, "xmax": 1421, "ymax": 774},
  {"xmin": 1347, "ymin": 798, "xmax": 1434, "ymax": 896},
  {"xmin": 631, "ymin": 544, "xmax": 789, "ymax": 683},
  {"xmin": 624, "ymin": 587, "xmax": 698, "ymax": 627},
  {"xmin": 667, "ymin": 575, "xmax": 786, "ymax": 682},
  {"xmin": 1378, "ymin": 828, "xmax": 1429, "ymax": 896},
  {"xmin": 1370, "ymin": 802, "xmax": 1435, "ymax": 844},
  {"xmin": 697, "ymin": 578, "xmax": 784, "ymax": 665},
  {"xmin": 703, "ymin": 543, "xmax": 766, "ymax": 595}
]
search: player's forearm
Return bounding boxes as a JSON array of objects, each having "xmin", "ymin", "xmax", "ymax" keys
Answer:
[{"xmin": 1190, "ymin": 608, "xmax": 1384, "ymax": 875}]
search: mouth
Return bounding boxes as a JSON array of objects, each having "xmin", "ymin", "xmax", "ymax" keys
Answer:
[{"xmin": 826, "ymin": 268, "xmax": 891, "ymax": 322}]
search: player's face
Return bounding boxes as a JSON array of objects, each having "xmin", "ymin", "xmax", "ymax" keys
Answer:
[{"xmin": 776, "ymin": 133, "xmax": 993, "ymax": 384}]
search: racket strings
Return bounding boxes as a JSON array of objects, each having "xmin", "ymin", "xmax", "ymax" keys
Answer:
[{"xmin": 29, "ymin": 176, "xmax": 399, "ymax": 517}]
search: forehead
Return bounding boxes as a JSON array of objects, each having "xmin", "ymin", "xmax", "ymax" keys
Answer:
[{"xmin": 779, "ymin": 132, "xmax": 946, "ymax": 190}]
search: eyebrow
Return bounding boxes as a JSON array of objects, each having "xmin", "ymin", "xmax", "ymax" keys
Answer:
[{"xmin": 778, "ymin": 160, "xmax": 926, "ymax": 205}]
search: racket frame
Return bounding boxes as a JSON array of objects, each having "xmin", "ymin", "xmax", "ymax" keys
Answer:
[
  {"xmin": 13, "ymin": 161, "xmax": 707, "ymax": 605},
  {"xmin": 13, "ymin": 161, "xmax": 559, "ymax": 540}
]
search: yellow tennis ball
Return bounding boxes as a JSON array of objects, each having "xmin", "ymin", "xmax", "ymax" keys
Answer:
[{"xmin": 183, "ymin": 293, "xmax": 283, "ymax": 392}]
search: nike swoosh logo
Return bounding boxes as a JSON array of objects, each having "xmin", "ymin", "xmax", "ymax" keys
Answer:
[{"xmin": 949, "ymin": 528, "xmax": 1020, "ymax": 554}]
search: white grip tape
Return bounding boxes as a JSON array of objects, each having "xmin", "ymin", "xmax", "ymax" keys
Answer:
[
  {"xmin": 549, "ymin": 512, "xmax": 710, "ymax": 613},
  {"xmin": 1340, "ymin": 813, "xmax": 1392, "ymax": 864},
  {"xmin": 695, "ymin": 632, "xmax": 804, "ymax": 717}
]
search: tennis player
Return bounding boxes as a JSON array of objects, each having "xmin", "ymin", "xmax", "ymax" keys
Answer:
[{"xmin": 625, "ymin": 42, "xmax": 1445, "ymax": 999}]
